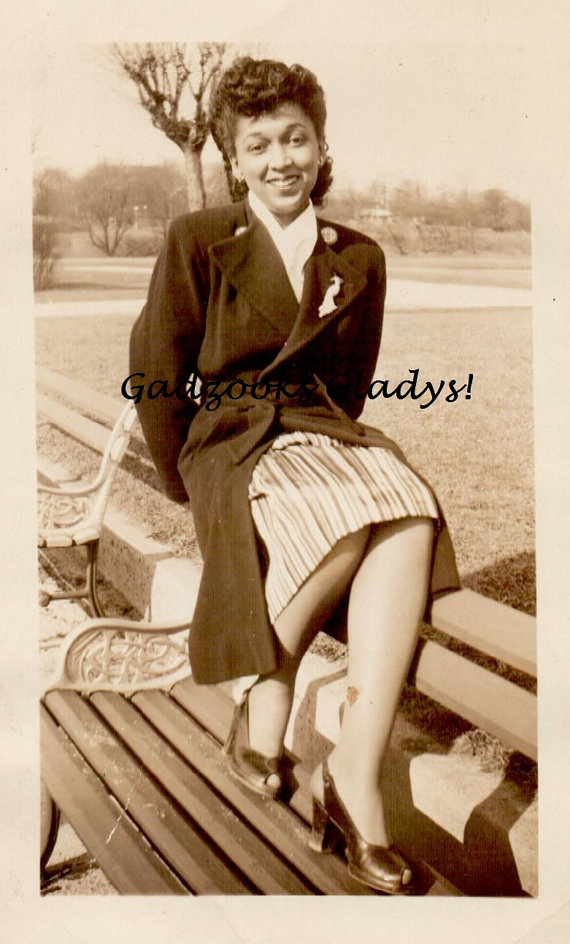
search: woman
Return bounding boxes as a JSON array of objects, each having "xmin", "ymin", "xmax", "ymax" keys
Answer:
[{"xmin": 130, "ymin": 57, "xmax": 460, "ymax": 895}]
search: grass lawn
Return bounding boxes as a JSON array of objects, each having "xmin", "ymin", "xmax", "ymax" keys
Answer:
[{"xmin": 35, "ymin": 304, "xmax": 535, "ymax": 616}]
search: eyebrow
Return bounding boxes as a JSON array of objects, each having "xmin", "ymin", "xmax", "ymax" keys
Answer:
[{"xmin": 242, "ymin": 122, "xmax": 308, "ymax": 141}]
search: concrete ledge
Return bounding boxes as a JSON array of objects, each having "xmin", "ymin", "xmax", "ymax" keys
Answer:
[{"xmin": 37, "ymin": 451, "xmax": 538, "ymax": 897}]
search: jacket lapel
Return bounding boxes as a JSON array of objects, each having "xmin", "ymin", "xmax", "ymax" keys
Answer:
[
  {"xmin": 209, "ymin": 214, "xmax": 299, "ymax": 331},
  {"xmin": 261, "ymin": 229, "xmax": 367, "ymax": 376},
  {"xmin": 209, "ymin": 211, "xmax": 368, "ymax": 376}
]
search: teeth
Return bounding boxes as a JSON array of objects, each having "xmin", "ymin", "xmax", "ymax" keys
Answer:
[{"xmin": 269, "ymin": 177, "xmax": 298, "ymax": 188}]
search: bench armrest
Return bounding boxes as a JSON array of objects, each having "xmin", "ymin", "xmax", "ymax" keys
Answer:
[
  {"xmin": 46, "ymin": 617, "xmax": 192, "ymax": 693},
  {"xmin": 37, "ymin": 477, "xmax": 108, "ymax": 498}
]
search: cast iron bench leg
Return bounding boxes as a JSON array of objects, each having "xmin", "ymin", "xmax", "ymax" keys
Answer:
[{"xmin": 40, "ymin": 780, "xmax": 60, "ymax": 875}]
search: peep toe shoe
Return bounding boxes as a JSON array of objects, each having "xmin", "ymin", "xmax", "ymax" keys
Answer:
[
  {"xmin": 222, "ymin": 691, "xmax": 283, "ymax": 799},
  {"xmin": 309, "ymin": 759, "xmax": 416, "ymax": 895}
]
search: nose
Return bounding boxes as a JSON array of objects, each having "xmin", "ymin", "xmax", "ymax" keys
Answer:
[{"xmin": 268, "ymin": 142, "xmax": 292, "ymax": 170}]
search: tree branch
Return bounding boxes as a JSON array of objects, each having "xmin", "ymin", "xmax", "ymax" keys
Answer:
[{"xmin": 111, "ymin": 42, "xmax": 229, "ymax": 209}]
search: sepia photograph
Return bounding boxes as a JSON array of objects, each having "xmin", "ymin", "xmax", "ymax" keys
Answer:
[
  {"xmin": 34, "ymin": 38, "xmax": 536, "ymax": 897},
  {"xmin": 2, "ymin": 2, "xmax": 570, "ymax": 942}
]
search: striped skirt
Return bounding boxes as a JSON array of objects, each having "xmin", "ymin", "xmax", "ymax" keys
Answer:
[{"xmin": 248, "ymin": 431, "xmax": 439, "ymax": 623}]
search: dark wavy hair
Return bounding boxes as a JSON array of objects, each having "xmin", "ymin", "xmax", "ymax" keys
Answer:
[{"xmin": 209, "ymin": 57, "xmax": 333, "ymax": 205}]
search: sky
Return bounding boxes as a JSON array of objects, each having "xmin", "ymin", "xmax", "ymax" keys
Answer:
[{"xmin": 32, "ymin": 40, "xmax": 532, "ymax": 200}]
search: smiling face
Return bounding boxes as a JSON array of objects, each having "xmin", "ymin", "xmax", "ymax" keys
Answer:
[{"xmin": 231, "ymin": 103, "xmax": 323, "ymax": 227}]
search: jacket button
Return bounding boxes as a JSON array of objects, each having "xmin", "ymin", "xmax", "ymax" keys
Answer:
[{"xmin": 321, "ymin": 226, "xmax": 338, "ymax": 245}]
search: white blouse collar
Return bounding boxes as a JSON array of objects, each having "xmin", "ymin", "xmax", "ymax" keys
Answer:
[
  {"xmin": 247, "ymin": 192, "xmax": 318, "ymax": 302},
  {"xmin": 247, "ymin": 191, "xmax": 316, "ymax": 243}
]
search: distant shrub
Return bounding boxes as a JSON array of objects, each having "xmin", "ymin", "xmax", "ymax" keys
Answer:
[
  {"xmin": 358, "ymin": 217, "xmax": 531, "ymax": 257},
  {"xmin": 474, "ymin": 229, "xmax": 531, "ymax": 255},
  {"xmin": 387, "ymin": 219, "xmax": 416, "ymax": 255},
  {"xmin": 33, "ymin": 216, "xmax": 59, "ymax": 290},
  {"xmin": 119, "ymin": 229, "xmax": 165, "ymax": 257}
]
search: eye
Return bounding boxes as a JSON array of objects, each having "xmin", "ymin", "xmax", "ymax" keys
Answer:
[
  {"xmin": 289, "ymin": 133, "xmax": 306, "ymax": 146},
  {"xmin": 248, "ymin": 142, "xmax": 266, "ymax": 154}
]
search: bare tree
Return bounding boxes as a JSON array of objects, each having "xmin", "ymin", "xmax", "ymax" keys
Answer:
[
  {"xmin": 112, "ymin": 43, "xmax": 226, "ymax": 211},
  {"xmin": 480, "ymin": 188, "xmax": 508, "ymax": 231},
  {"xmin": 77, "ymin": 164, "xmax": 134, "ymax": 256},
  {"xmin": 33, "ymin": 217, "xmax": 58, "ymax": 289},
  {"xmin": 32, "ymin": 170, "xmax": 72, "ymax": 289},
  {"xmin": 34, "ymin": 168, "xmax": 76, "ymax": 221}
]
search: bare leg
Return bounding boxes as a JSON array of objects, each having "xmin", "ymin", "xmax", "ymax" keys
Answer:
[
  {"xmin": 313, "ymin": 517, "xmax": 433, "ymax": 849},
  {"xmin": 247, "ymin": 529, "xmax": 370, "ymax": 758}
]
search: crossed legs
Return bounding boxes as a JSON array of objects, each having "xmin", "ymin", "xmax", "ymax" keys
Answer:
[
  {"xmin": 247, "ymin": 516, "xmax": 434, "ymax": 845},
  {"xmin": 247, "ymin": 528, "xmax": 370, "ymax": 761}
]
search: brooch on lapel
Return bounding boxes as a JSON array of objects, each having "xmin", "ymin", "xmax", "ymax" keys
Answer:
[
  {"xmin": 234, "ymin": 225, "xmax": 248, "ymax": 236},
  {"xmin": 321, "ymin": 226, "xmax": 338, "ymax": 246},
  {"xmin": 318, "ymin": 274, "xmax": 344, "ymax": 318}
]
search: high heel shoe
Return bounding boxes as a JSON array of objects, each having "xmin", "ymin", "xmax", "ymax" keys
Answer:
[
  {"xmin": 309, "ymin": 759, "xmax": 416, "ymax": 895},
  {"xmin": 222, "ymin": 690, "xmax": 283, "ymax": 799}
]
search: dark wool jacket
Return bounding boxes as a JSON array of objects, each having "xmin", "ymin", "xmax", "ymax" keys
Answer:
[{"xmin": 130, "ymin": 199, "xmax": 460, "ymax": 684}]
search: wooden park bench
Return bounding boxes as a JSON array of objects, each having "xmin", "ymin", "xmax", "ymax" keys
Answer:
[
  {"xmin": 41, "ymin": 620, "xmax": 394, "ymax": 895},
  {"xmin": 37, "ymin": 369, "xmax": 537, "ymax": 896}
]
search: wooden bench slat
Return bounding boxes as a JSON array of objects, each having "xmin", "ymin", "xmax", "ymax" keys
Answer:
[
  {"xmin": 133, "ymin": 688, "xmax": 373, "ymax": 895},
  {"xmin": 414, "ymin": 640, "xmax": 537, "ymax": 760},
  {"xmin": 170, "ymin": 677, "xmax": 234, "ymax": 740},
  {"xmin": 430, "ymin": 588, "xmax": 536, "ymax": 676},
  {"xmin": 41, "ymin": 706, "xmax": 186, "ymax": 894},
  {"xmin": 43, "ymin": 690, "xmax": 254, "ymax": 895},
  {"xmin": 91, "ymin": 691, "xmax": 314, "ymax": 895},
  {"xmin": 37, "ymin": 366, "xmax": 122, "ymax": 426},
  {"xmin": 37, "ymin": 393, "xmax": 110, "ymax": 454}
]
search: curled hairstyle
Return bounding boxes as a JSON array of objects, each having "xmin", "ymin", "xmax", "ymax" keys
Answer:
[{"xmin": 209, "ymin": 57, "xmax": 333, "ymax": 205}]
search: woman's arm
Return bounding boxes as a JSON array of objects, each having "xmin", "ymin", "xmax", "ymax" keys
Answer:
[{"xmin": 129, "ymin": 216, "xmax": 208, "ymax": 501}]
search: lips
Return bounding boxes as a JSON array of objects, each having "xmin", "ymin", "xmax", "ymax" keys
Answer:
[{"xmin": 266, "ymin": 175, "xmax": 300, "ymax": 189}]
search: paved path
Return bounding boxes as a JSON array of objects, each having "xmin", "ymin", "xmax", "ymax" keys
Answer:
[
  {"xmin": 35, "ymin": 298, "xmax": 146, "ymax": 318},
  {"xmin": 34, "ymin": 278, "xmax": 532, "ymax": 319},
  {"xmin": 387, "ymin": 279, "xmax": 531, "ymax": 309}
]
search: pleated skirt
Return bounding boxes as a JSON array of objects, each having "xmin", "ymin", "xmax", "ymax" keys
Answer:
[{"xmin": 248, "ymin": 431, "xmax": 439, "ymax": 623}]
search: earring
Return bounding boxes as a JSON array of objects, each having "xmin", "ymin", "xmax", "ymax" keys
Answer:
[{"xmin": 234, "ymin": 169, "xmax": 245, "ymax": 182}]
